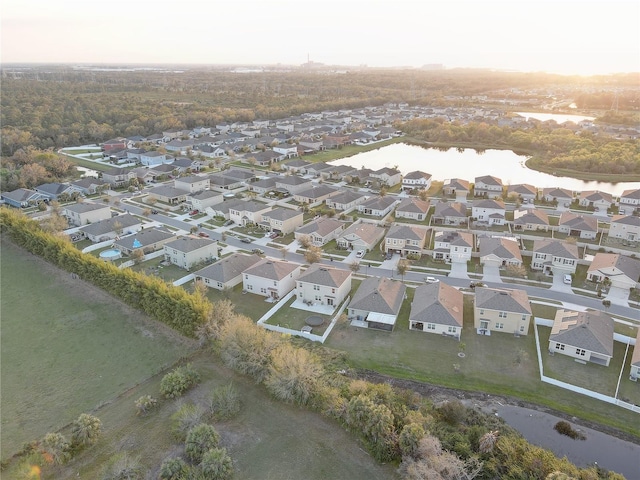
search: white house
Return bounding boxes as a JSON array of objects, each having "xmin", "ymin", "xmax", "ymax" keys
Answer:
[
  {"xmin": 607, "ymin": 215, "xmax": 640, "ymax": 242},
  {"xmin": 478, "ymin": 236, "xmax": 522, "ymax": 268},
  {"xmin": 163, "ymin": 236, "xmax": 218, "ymax": 270},
  {"xmin": 587, "ymin": 253, "xmax": 640, "ymax": 290},
  {"xmin": 140, "ymin": 151, "xmax": 172, "ymax": 166},
  {"xmin": 549, "ymin": 310, "xmax": 614, "ymax": 367},
  {"xmin": 433, "ymin": 231, "xmax": 473, "ymax": 263},
  {"xmin": 395, "ymin": 197, "xmax": 430, "ymax": 221},
  {"xmin": 174, "ymin": 175, "xmax": 210, "ymax": 193},
  {"xmin": 242, "ymin": 259, "xmax": 301, "ymax": 300},
  {"xmin": 472, "ymin": 199, "xmax": 506, "ymax": 226},
  {"xmin": 474, "ymin": 175, "xmax": 503, "ymax": 199},
  {"xmin": 409, "ymin": 282, "xmax": 463, "ymax": 339},
  {"xmin": 531, "ymin": 239, "xmax": 579, "ymax": 275},
  {"xmin": 296, "ymin": 264, "xmax": 352, "ymax": 310},
  {"xmin": 619, "ymin": 188, "xmax": 640, "ymax": 213},
  {"xmin": 63, "ymin": 202, "xmax": 112, "ymax": 227},
  {"xmin": 229, "ymin": 200, "xmax": 272, "ymax": 226},
  {"xmin": 402, "ymin": 170, "xmax": 432, "ymax": 191},
  {"xmin": 358, "ymin": 196, "xmax": 398, "ymax": 217}
]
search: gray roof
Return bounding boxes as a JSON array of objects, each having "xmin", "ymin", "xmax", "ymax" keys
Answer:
[
  {"xmin": 513, "ymin": 209, "xmax": 549, "ymax": 225},
  {"xmin": 475, "ymin": 175, "xmax": 503, "ymax": 186},
  {"xmin": 434, "ymin": 201, "xmax": 467, "ymax": 218},
  {"xmin": 507, "ymin": 184, "xmax": 537, "ymax": 196},
  {"xmin": 263, "ymin": 207, "xmax": 301, "ymax": 221},
  {"xmin": 410, "ymin": 283, "xmax": 463, "ymax": 327},
  {"xmin": 386, "ymin": 224, "xmax": 428, "ymax": 241},
  {"xmin": 113, "ymin": 227, "xmax": 175, "ymax": 250},
  {"xmin": 224, "ymin": 169, "xmax": 256, "ymax": 180},
  {"xmin": 175, "ymin": 175, "xmax": 208, "ymax": 184},
  {"xmin": 339, "ymin": 222, "xmax": 386, "ymax": 244},
  {"xmin": 611, "ymin": 214, "xmax": 640, "ymax": 227},
  {"xmin": 80, "ymin": 214, "xmax": 140, "ymax": 236},
  {"xmin": 621, "ymin": 188, "xmax": 640, "ymax": 200},
  {"xmin": 296, "ymin": 184, "xmax": 339, "ymax": 200},
  {"xmin": 479, "ymin": 237, "xmax": 522, "ymax": 261},
  {"xmin": 165, "ymin": 236, "xmax": 217, "ymax": 253},
  {"xmin": 35, "ymin": 182, "xmax": 72, "ymax": 196},
  {"xmin": 275, "ymin": 175, "xmax": 312, "ymax": 187},
  {"xmin": 473, "ymin": 198, "xmax": 505, "ymax": 210},
  {"xmin": 243, "ymin": 259, "xmax": 300, "ymax": 280},
  {"xmin": 230, "ymin": 200, "xmax": 271, "ymax": 213},
  {"xmin": 149, "ymin": 185, "xmax": 188, "ymax": 198},
  {"xmin": 532, "ymin": 239, "xmax": 579, "ymax": 259},
  {"xmin": 445, "ymin": 178, "xmax": 470, "ymax": 191},
  {"xmin": 252, "ymin": 178, "xmax": 278, "ymax": 189},
  {"xmin": 404, "ymin": 170, "xmax": 431, "ymax": 181},
  {"xmin": 189, "ymin": 190, "xmax": 221, "ymax": 200},
  {"xmin": 298, "ymin": 264, "xmax": 351, "ymax": 288},
  {"xmin": 195, "ymin": 253, "xmax": 262, "ymax": 283},
  {"xmin": 559, "ymin": 212, "xmax": 597, "ymax": 231},
  {"xmin": 360, "ymin": 196, "xmax": 397, "ymax": 210},
  {"xmin": 542, "ymin": 187, "xmax": 573, "ymax": 199},
  {"xmin": 475, "ymin": 287, "xmax": 531, "ymax": 314},
  {"xmin": 63, "ymin": 202, "xmax": 110, "ymax": 214},
  {"xmin": 396, "ymin": 197, "xmax": 430, "ymax": 214},
  {"xmin": 550, "ymin": 310, "xmax": 614, "ymax": 357},
  {"xmin": 2, "ymin": 188, "xmax": 43, "ymax": 202},
  {"xmin": 296, "ymin": 217, "xmax": 344, "ymax": 236},
  {"xmin": 328, "ymin": 189, "xmax": 367, "ymax": 205},
  {"xmin": 349, "ymin": 277, "xmax": 406, "ymax": 315}
]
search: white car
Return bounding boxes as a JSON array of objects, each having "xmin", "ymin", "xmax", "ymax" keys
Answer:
[
  {"xmin": 563, "ymin": 274, "xmax": 572, "ymax": 285},
  {"xmin": 425, "ymin": 276, "xmax": 439, "ymax": 284},
  {"xmin": 355, "ymin": 250, "xmax": 365, "ymax": 258}
]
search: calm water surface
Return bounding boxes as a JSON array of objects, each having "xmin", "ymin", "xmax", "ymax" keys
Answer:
[
  {"xmin": 329, "ymin": 143, "xmax": 640, "ymax": 197},
  {"xmin": 515, "ymin": 112, "xmax": 596, "ymax": 124}
]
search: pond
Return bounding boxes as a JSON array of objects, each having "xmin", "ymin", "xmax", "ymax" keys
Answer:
[
  {"xmin": 515, "ymin": 111, "xmax": 595, "ymax": 124},
  {"xmin": 328, "ymin": 143, "xmax": 640, "ymax": 197}
]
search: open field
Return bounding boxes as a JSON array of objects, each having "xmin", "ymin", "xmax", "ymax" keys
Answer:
[
  {"xmin": 38, "ymin": 351, "xmax": 397, "ymax": 480},
  {"xmin": 0, "ymin": 238, "xmax": 192, "ymax": 459},
  {"xmin": 326, "ymin": 291, "xmax": 640, "ymax": 439}
]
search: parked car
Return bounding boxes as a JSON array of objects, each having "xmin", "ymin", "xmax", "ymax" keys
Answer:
[
  {"xmin": 223, "ymin": 219, "xmax": 234, "ymax": 226},
  {"xmin": 563, "ymin": 274, "xmax": 572, "ymax": 285},
  {"xmin": 151, "ymin": 209, "xmax": 159, "ymax": 215},
  {"xmin": 189, "ymin": 209, "xmax": 199, "ymax": 216},
  {"xmin": 425, "ymin": 276, "xmax": 439, "ymax": 284},
  {"xmin": 198, "ymin": 232, "xmax": 210, "ymax": 238},
  {"xmin": 252, "ymin": 248, "xmax": 264, "ymax": 255},
  {"xmin": 356, "ymin": 250, "xmax": 365, "ymax": 258},
  {"xmin": 269, "ymin": 232, "xmax": 279, "ymax": 239},
  {"xmin": 469, "ymin": 281, "xmax": 487, "ymax": 289},
  {"xmin": 240, "ymin": 237, "xmax": 252, "ymax": 244}
]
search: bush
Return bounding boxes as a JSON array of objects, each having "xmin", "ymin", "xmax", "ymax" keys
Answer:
[
  {"xmin": 554, "ymin": 421, "xmax": 586, "ymax": 440},
  {"xmin": 101, "ymin": 452, "xmax": 144, "ymax": 480},
  {"xmin": 40, "ymin": 432, "xmax": 70, "ymax": 465},
  {"xmin": 438, "ymin": 400, "xmax": 468, "ymax": 426},
  {"xmin": 200, "ymin": 447, "xmax": 234, "ymax": 479},
  {"xmin": 208, "ymin": 383, "xmax": 241, "ymax": 420},
  {"xmin": 135, "ymin": 395, "xmax": 158, "ymax": 416},
  {"xmin": 185, "ymin": 424, "xmax": 220, "ymax": 463},
  {"xmin": 171, "ymin": 403, "xmax": 205, "ymax": 441},
  {"xmin": 160, "ymin": 364, "xmax": 201, "ymax": 399},
  {"xmin": 71, "ymin": 413, "xmax": 102, "ymax": 448},
  {"xmin": 159, "ymin": 457, "xmax": 189, "ymax": 480}
]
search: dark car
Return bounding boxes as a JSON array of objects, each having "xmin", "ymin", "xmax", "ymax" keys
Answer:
[
  {"xmin": 252, "ymin": 248, "xmax": 264, "ymax": 255},
  {"xmin": 240, "ymin": 237, "xmax": 252, "ymax": 244},
  {"xmin": 223, "ymin": 219, "xmax": 234, "ymax": 226},
  {"xmin": 151, "ymin": 210, "xmax": 159, "ymax": 215},
  {"xmin": 469, "ymin": 282, "xmax": 487, "ymax": 290}
]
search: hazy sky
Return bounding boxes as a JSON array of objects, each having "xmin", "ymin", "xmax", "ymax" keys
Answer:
[{"xmin": 2, "ymin": 0, "xmax": 639, "ymax": 74}]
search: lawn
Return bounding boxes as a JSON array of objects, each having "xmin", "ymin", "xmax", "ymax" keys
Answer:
[
  {"xmin": 37, "ymin": 351, "xmax": 397, "ymax": 480},
  {"xmin": 203, "ymin": 282, "xmax": 275, "ymax": 321},
  {"xmin": 0, "ymin": 238, "xmax": 190, "ymax": 460},
  {"xmin": 130, "ymin": 256, "xmax": 193, "ymax": 283},
  {"xmin": 265, "ymin": 296, "xmax": 332, "ymax": 335},
  {"xmin": 325, "ymin": 292, "xmax": 640, "ymax": 438}
]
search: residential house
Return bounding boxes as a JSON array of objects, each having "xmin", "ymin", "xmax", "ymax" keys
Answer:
[
  {"xmin": 246, "ymin": 150, "xmax": 282, "ymax": 166},
  {"xmin": 274, "ymin": 175, "xmax": 313, "ymax": 195},
  {"xmin": 249, "ymin": 177, "xmax": 278, "ymax": 195},
  {"xmin": 1, "ymin": 188, "xmax": 48, "ymax": 208},
  {"xmin": 260, "ymin": 207, "xmax": 304, "ymax": 234},
  {"xmin": 219, "ymin": 168, "xmax": 256, "ymax": 183},
  {"xmin": 348, "ymin": 277, "xmax": 406, "ymax": 331},
  {"xmin": 587, "ymin": 253, "xmax": 640, "ymax": 290},
  {"xmin": 35, "ymin": 182, "xmax": 82, "ymax": 201},
  {"xmin": 443, "ymin": 178, "xmax": 471, "ymax": 202},
  {"xmin": 242, "ymin": 259, "xmax": 301, "ymax": 300},
  {"xmin": 542, "ymin": 187, "xmax": 573, "ymax": 208},
  {"xmin": 140, "ymin": 151, "xmax": 171, "ymax": 167},
  {"xmin": 474, "ymin": 287, "xmax": 532, "ymax": 336},
  {"xmin": 148, "ymin": 185, "xmax": 188, "ymax": 205},
  {"xmin": 208, "ymin": 173, "xmax": 245, "ymax": 191},
  {"xmin": 273, "ymin": 143, "xmax": 298, "ymax": 159},
  {"xmin": 349, "ymin": 168, "xmax": 375, "ymax": 185},
  {"xmin": 619, "ymin": 188, "xmax": 640, "ymax": 213},
  {"xmin": 102, "ymin": 137, "xmax": 128, "ymax": 152},
  {"xmin": 579, "ymin": 190, "xmax": 613, "ymax": 212},
  {"xmin": 531, "ymin": 239, "xmax": 579, "ymax": 275},
  {"xmin": 296, "ymin": 264, "xmax": 352, "ymax": 309},
  {"xmin": 63, "ymin": 202, "xmax": 112, "ymax": 227},
  {"xmin": 472, "ymin": 199, "xmax": 506, "ymax": 226},
  {"xmin": 478, "ymin": 236, "xmax": 523, "ymax": 268},
  {"xmin": 409, "ymin": 283, "xmax": 463, "ymax": 339},
  {"xmin": 549, "ymin": 310, "xmax": 614, "ymax": 366},
  {"xmin": 70, "ymin": 177, "xmax": 107, "ymax": 196},
  {"xmin": 325, "ymin": 190, "xmax": 368, "ymax": 211},
  {"xmin": 608, "ymin": 215, "xmax": 640, "ymax": 242},
  {"xmin": 513, "ymin": 208, "xmax": 550, "ymax": 232},
  {"xmin": 432, "ymin": 201, "xmax": 468, "ymax": 226},
  {"xmin": 630, "ymin": 329, "xmax": 640, "ymax": 380},
  {"xmin": 402, "ymin": 170, "xmax": 432, "ymax": 191},
  {"xmin": 358, "ymin": 196, "xmax": 398, "ymax": 217},
  {"xmin": 396, "ymin": 197, "xmax": 430, "ymax": 221},
  {"xmin": 194, "ymin": 253, "xmax": 263, "ymax": 291},
  {"xmin": 336, "ymin": 222, "xmax": 386, "ymax": 252},
  {"xmin": 293, "ymin": 185, "xmax": 339, "ymax": 207},
  {"xmin": 433, "ymin": 231, "xmax": 473, "ymax": 263},
  {"xmin": 228, "ymin": 200, "xmax": 272, "ymax": 226},
  {"xmin": 163, "ymin": 236, "xmax": 218, "ymax": 270},
  {"xmin": 506, "ymin": 184, "xmax": 537, "ymax": 203},
  {"xmin": 113, "ymin": 227, "xmax": 176, "ymax": 255},
  {"xmin": 174, "ymin": 175, "xmax": 210, "ymax": 193},
  {"xmin": 384, "ymin": 224, "xmax": 428, "ymax": 257},
  {"xmin": 474, "ymin": 175, "xmax": 504, "ymax": 199},
  {"xmin": 187, "ymin": 190, "xmax": 223, "ymax": 211},
  {"xmin": 79, "ymin": 214, "xmax": 142, "ymax": 242},
  {"xmin": 370, "ymin": 167, "xmax": 402, "ymax": 187},
  {"xmin": 102, "ymin": 167, "xmax": 137, "ymax": 187},
  {"xmin": 282, "ymin": 159, "xmax": 311, "ymax": 173},
  {"xmin": 294, "ymin": 217, "xmax": 345, "ymax": 246},
  {"xmin": 558, "ymin": 212, "xmax": 598, "ymax": 240},
  {"xmin": 305, "ymin": 162, "xmax": 333, "ymax": 177}
]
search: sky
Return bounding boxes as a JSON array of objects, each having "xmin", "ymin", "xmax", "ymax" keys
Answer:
[{"xmin": 2, "ymin": 0, "xmax": 639, "ymax": 75}]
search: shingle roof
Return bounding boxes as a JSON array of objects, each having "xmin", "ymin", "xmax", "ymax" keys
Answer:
[
  {"xmin": 80, "ymin": 214, "xmax": 140, "ymax": 236},
  {"xmin": 559, "ymin": 212, "xmax": 597, "ymax": 231},
  {"xmin": 475, "ymin": 175, "xmax": 503, "ymax": 186},
  {"xmin": 479, "ymin": 237, "xmax": 522, "ymax": 261},
  {"xmin": 114, "ymin": 227, "xmax": 175, "ymax": 250},
  {"xmin": 243, "ymin": 259, "xmax": 300, "ymax": 280},
  {"xmin": 195, "ymin": 253, "xmax": 263, "ymax": 283},
  {"xmin": 473, "ymin": 199, "xmax": 505, "ymax": 210},
  {"xmin": 350, "ymin": 277, "xmax": 406, "ymax": 315},
  {"xmin": 434, "ymin": 201, "xmax": 467, "ymax": 217},
  {"xmin": 396, "ymin": 197, "xmax": 430, "ymax": 214},
  {"xmin": 165, "ymin": 236, "xmax": 217, "ymax": 253},
  {"xmin": 404, "ymin": 170, "xmax": 432, "ymax": 181},
  {"xmin": 611, "ymin": 215, "xmax": 640, "ymax": 227},
  {"xmin": 298, "ymin": 264, "xmax": 351, "ymax": 288},
  {"xmin": 63, "ymin": 202, "xmax": 110, "ymax": 214},
  {"xmin": 263, "ymin": 207, "xmax": 302, "ymax": 221},
  {"xmin": 386, "ymin": 224, "xmax": 428, "ymax": 241},
  {"xmin": 296, "ymin": 217, "xmax": 344, "ymax": 236},
  {"xmin": 532, "ymin": 239, "xmax": 579, "ymax": 259},
  {"xmin": 588, "ymin": 253, "xmax": 640, "ymax": 281},
  {"xmin": 410, "ymin": 283, "xmax": 463, "ymax": 327},
  {"xmin": 475, "ymin": 287, "xmax": 531, "ymax": 314},
  {"xmin": 339, "ymin": 222, "xmax": 386, "ymax": 244},
  {"xmin": 360, "ymin": 196, "xmax": 397, "ymax": 210},
  {"xmin": 550, "ymin": 310, "xmax": 614, "ymax": 357}
]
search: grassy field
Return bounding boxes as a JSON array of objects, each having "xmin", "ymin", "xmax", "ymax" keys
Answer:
[
  {"xmin": 0, "ymin": 238, "xmax": 192, "ymax": 459},
  {"xmin": 325, "ymin": 290, "xmax": 640, "ymax": 439}
]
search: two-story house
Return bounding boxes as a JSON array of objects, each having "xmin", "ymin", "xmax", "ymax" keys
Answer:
[
  {"xmin": 531, "ymin": 239, "xmax": 579, "ymax": 275},
  {"xmin": 174, "ymin": 175, "xmax": 210, "ymax": 193},
  {"xmin": 472, "ymin": 199, "xmax": 506, "ymax": 226},
  {"xmin": 474, "ymin": 175, "xmax": 503, "ymax": 199},
  {"xmin": 433, "ymin": 231, "xmax": 473, "ymax": 263},
  {"xmin": 402, "ymin": 170, "xmax": 432, "ymax": 191},
  {"xmin": 384, "ymin": 224, "xmax": 428, "ymax": 257},
  {"xmin": 102, "ymin": 167, "xmax": 137, "ymax": 188},
  {"xmin": 370, "ymin": 167, "xmax": 402, "ymax": 187},
  {"xmin": 474, "ymin": 287, "xmax": 532, "ymax": 336},
  {"xmin": 63, "ymin": 202, "xmax": 112, "ymax": 227},
  {"xmin": 294, "ymin": 217, "xmax": 345, "ymax": 246},
  {"xmin": 607, "ymin": 215, "xmax": 640, "ymax": 243},
  {"xmin": 186, "ymin": 190, "xmax": 224, "ymax": 211},
  {"xmin": 549, "ymin": 310, "xmax": 614, "ymax": 367},
  {"xmin": 229, "ymin": 200, "xmax": 272, "ymax": 226},
  {"xmin": 260, "ymin": 207, "xmax": 304, "ymax": 234},
  {"xmin": 619, "ymin": 188, "xmax": 640, "ymax": 214},
  {"xmin": 242, "ymin": 259, "xmax": 301, "ymax": 300},
  {"xmin": 295, "ymin": 264, "xmax": 352, "ymax": 310},
  {"xmin": 140, "ymin": 151, "xmax": 171, "ymax": 167},
  {"xmin": 163, "ymin": 236, "xmax": 218, "ymax": 270}
]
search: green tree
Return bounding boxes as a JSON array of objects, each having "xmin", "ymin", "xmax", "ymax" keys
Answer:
[
  {"xmin": 71, "ymin": 413, "xmax": 102, "ymax": 448},
  {"xmin": 265, "ymin": 344, "xmax": 323, "ymax": 405},
  {"xmin": 208, "ymin": 383, "xmax": 241, "ymax": 420},
  {"xmin": 171, "ymin": 403, "xmax": 205, "ymax": 442},
  {"xmin": 134, "ymin": 395, "xmax": 158, "ymax": 416},
  {"xmin": 40, "ymin": 432, "xmax": 70, "ymax": 465},
  {"xmin": 200, "ymin": 447, "xmax": 234, "ymax": 479},
  {"xmin": 185, "ymin": 423, "xmax": 221, "ymax": 463},
  {"xmin": 101, "ymin": 451, "xmax": 144, "ymax": 480},
  {"xmin": 159, "ymin": 457, "xmax": 189, "ymax": 480}
]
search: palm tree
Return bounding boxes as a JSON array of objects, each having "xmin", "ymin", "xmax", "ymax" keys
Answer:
[
  {"xmin": 71, "ymin": 413, "xmax": 102, "ymax": 447},
  {"xmin": 478, "ymin": 430, "xmax": 499, "ymax": 454}
]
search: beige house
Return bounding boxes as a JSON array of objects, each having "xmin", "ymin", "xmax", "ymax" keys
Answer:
[
  {"xmin": 325, "ymin": 190, "xmax": 369, "ymax": 211},
  {"xmin": 260, "ymin": 207, "xmax": 304, "ymax": 234},
  {"xmin": 187, "ymin": 190, "xmax": 224, "ymax": 211},
  {"xmin": 242, "ymin": 259, "xmax": 301, "ymax": 300},
  {"xmin": 163, "ymin": 236, "xmax": 218, "ymax": 270},
  {"xmin": 409, "ymin": 283, "xmax": 463, "ymax": 339},
  {"xmin": 608, "ymin": 215, "xmax": 640, "ymax": 242},
  {"xmin": 229, "ymin": 200, "xmax": 272, "ymax": 226},
  {"xmin": 148, "ymin": 185, "xmax": 188, "ymax": 205},
  {"xmin": 384, "ymin": 224, "xmax": 428, "ymax": 257},
  {"xmin": 472, "ymin": 199, "xmax": 506, "ymax": 226},
  {"xmin": 474, "ymin": 175, "xmax": 503, "ymax": 199},
  {"xmin": 194, "ymin": 253, "xmax": 263, "ymax": 291},
  {"xmin": 295, "ymin": 217, "xmax": 345, "ymax": 246},
  {"xmin": 336, "ymin": 222, "xmax": 386, "ymax": 252},
  {"xmin": 578, "ymin": 190, "xmax": 613, "ymax": 212},
  {"xmin": 293, "ymin": 185, "xmax": 340, "ymax": 207},
  {"xmin": 296, "ymin": 264, "xmax": 352, "ymax": 310},
  {"xmin": 358, "ymin": 196, "xmax": 398, "ymax": 217},
  {"xmin": 549, "ymin": 310, "xmax": 614, "ymax": 367},
  {"xmin": 531, "ymin": 239, "xmax": 579, "ymax": 275},
  {"xmin": 558, "ymin": 212, "xmax": 598, "ymax": 240},
  {"xmin": 478, "ymin": 236, "xmax": 522, "ymax": 268},
  {"xmin": 542, "ymin": 187, "xmax": 573, "ymax": 208},
  {"xmin": 587, "ymin": 253, "xmax": 640, "ymax": 290},
  {"xmin": 79, "ymin": 214, "xmax": 142, "ymax": 242},
  {"xmin": 513, "ymin": 209, "xmax": 550, "ymax": 232},
  {"xmin": 506, "ymin": 184, "xmax": 537, "ymax": 203},
  {"xmin": 443, "ymin": 178, "xmax": 470, "ymax": 202},
  {"xmin": 348, "ymin": 277, "xmax": 406, "ymax": 331},
  {"xmin": 395, "ymin": 197, "xmax": 430, "ymax": 221},
  {"xmin": 63, "ymin": 202, "xmax": 112, "ymax": 227},
  {"xmin": 432, "ymin": 201, "xmax": 468, "ymax": 226},
  {"xmin": 474, "ymin": 287, "xmax": 532, "ymax": 336},
  {"xmin": 174, "ymin": 175, "xmax": 210, "ymax": 193}
]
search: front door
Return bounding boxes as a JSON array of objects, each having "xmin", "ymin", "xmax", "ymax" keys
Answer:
[
  {"xmin": 480, "ymin": 321, "xmax": 489, "ymax": 335},
  {"xmin": 327, "ymin": 298, "xmax": 334, "ymax": 307}
]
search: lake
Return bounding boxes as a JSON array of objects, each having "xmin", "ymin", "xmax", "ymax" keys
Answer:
[
  {"xmin": 515, "ymin": 112, "xmax": 595, "ymax": 124},
  {"xmin": 328, "ymin": 143, "xmax": 640, "ymax": 197}
]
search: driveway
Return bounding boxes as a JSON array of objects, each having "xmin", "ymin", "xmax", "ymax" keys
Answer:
[
  {"xmin": 605, "ymin": 286, "xmax": 630, "ymax": 307},
  {"xmin": 449, "ymin": 261, "xmax": 469, "ymax": 279},
  {"xmin": 549, "ymin": 270, "xmax": 574, "ymax": 293},
  {"xmin": 482, "ymin": 265, "xmax": 502, "ymax": 283}
]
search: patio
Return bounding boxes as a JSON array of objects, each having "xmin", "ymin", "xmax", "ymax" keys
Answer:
[{"xmin": 290, "ymin": 298, "xmax": 336, "ymax": 316}]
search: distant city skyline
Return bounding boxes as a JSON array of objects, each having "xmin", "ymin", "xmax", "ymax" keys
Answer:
[{"xmin": 2, "ymin": 0, "xmax": 639, "ymax": 75}]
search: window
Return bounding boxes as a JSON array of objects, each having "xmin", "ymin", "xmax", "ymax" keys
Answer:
[
  {"xmin": 332, "ymin": 288, "xmax": 336, "ymax": 293},
  {"xmin": 247, "ymin": 285, "xmax": 253, "ymax": 291},
  {"xmin": 576, "ymin": 348, "xmax": 586, "ymax": 356},
  {"xmin": 313, "ymin": 285, "xmax": 320, "ymax": 291},
  {"xmin": 519, "ymin": 325, "xmax": 525, "ymax": 332},
  {"xmin": 260, "ymin": 287, "xmax": 267, "ymax": 294},
  {"xmin": 498, "ymin": 311, "xmax": 507, "ymax": 318},
  {"xmin": 479, "ymin": 309, "xmax": 484, "ymax": 315},
  {"xmin": 495, "ymin": 322, "xmax": 504, "ymax": 329},
  {"xmin": 555, "ymin": 343, "xmax": 565, "ymax": 351},
  {"xmin": 521, "ymin": 314, "xmax": 528, "ymax": 321},
  {"xmin": 448, "ymin": 326, "xmax": 457, "ymax": 334},
  {"xmin": 273, "ymin": 281, "xmax": 277, "ymax": 286},
  {"xmin": 315, "ymin": 295, "xmax": 321, "ymax": 301},
  {"xmin": 427, "ymin": 323, "xmax": 436, "ymax": 330}
]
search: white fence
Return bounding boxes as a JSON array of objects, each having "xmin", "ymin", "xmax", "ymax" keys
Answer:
[
  {"xmin": 533, "ymin": 318, "xmax": 640, "ymax": 414},
  {"xmin": 257, "ymin": 292, "xmax": 350, "ymax": 344}
]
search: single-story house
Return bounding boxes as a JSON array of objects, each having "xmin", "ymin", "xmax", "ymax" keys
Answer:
[
  {"xmin": 113, "ymin": 227, "xmax": 176, "ymax": 255},
  {"xmin": 395, "ymin": 197, "xmax": 430, "ymax": 221},
  {"xmin": 630, "ymin": 328, "xmax": 640, "ymax": 380},
  {"xmin": 619, "ymin": 188, "xmax": 640, "ymax": 213},
  {"xmin": 478, "ymin": 236, "xmax": 523, "ymax": 268},
  {"xmin": 542, "ymin": 187, "xmax": 573, "ymax": 208},
  {"xmin": 358, "ymin": 196, "xmax": 398, "ymax": 217},
  {"xmin": 348, "ymin": 276, "xmax": 406, "ymax": 331},
  {"xmin": 587, "ymin": 253, "xmax": 640, "ymax": 290},
  {"xmin": 513, "ymin": 209, "xmax": 550, "ymax": 232},
  {"xmin": 409, "ymin": 282, "xmax": 463, "ymax": 339},
  {"xmin": 558, "ymin": 212, "xmax": 598, "ymax": 240},
  {"xmin": 296, "ymin": 264, "xmax": 352, "ymax": 309},
  {"xmin": 1, "ymin": 188, "xmax": 48, "ymax": 208},
  {"xmin": 294, "ymin": 217, "xmax": 345, "ymax": 246},
  {"xmin": 549, "ymin": 309, "xmax": 614, "ymax": 367},
  {"xmin": 474, "ymin": 286, "xmax": 532, "ymax": 336},
  {"xmin": 336, "ymin": 222, "xmax": 386, "ymax": 252},
  {"xmin": 70, "ymin": 177, "xmax": 107, "ymax": 196},
  {"xmin": 442, "ymin": 178, "xmax": 471, "ymax": 202},
  {"xmin": 35, "ymin": 182, "xmax": 82, "ymax": 201},
  {"xmin": 147, "ymin": 185, "xmax": 188, "ymax": 205},
  {"xmin": 432, "ymin": 201, "xmax": 468, "ymax": 226},
  {"xmin": 79, "ymin": 214, "xmax": 142, "ymax": 242},
  {"xmin": 325, "ymin": 190, "xmax": 369, "ymax": 211},
  {"xmin": 293, "ymin": 185, "xmax": 340, "ymax": 207},
  {"xmin": 194, "ymin": 253, "xmax": 263, "ymax": 291},
  {"xmin": 242, "ymin": 259, "xmax": 301, "ymax": 300},
  {"xmin": 579, "ymin": 190, "xmax": 613, "ymax": 212},
  {"xmin": 506, "ymin": 184, "xmax": 537, "ymax": 203}
]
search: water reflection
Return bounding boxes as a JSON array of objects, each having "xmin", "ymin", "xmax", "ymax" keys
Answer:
[{"xmin": 328, "ymin": 143, "xmax": 640, "ymax": 196}]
